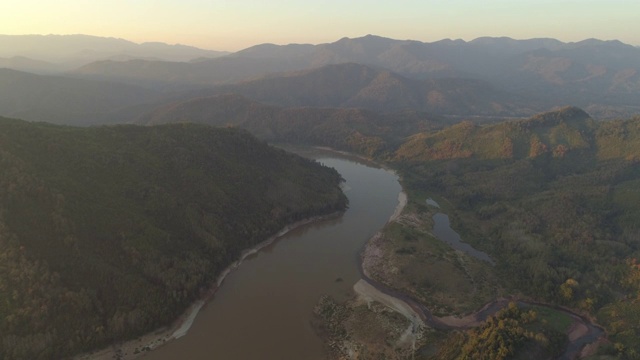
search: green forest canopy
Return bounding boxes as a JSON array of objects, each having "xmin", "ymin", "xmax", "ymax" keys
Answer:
[{"xmin": 0, "ymin": 117, "xmax": 347, "ymax": 359}]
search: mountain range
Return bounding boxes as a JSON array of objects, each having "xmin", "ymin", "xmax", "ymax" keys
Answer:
[
  {"xmin": 0, "ymin": 34, "xmax": 229, "ymax": 73},
  {"xmin": 1, "ymin": 34, "xmax": 639, "ymax": 122},
  {"xmin": 72, "ymin": 35, "xmax": 640, "ymax": 113}
]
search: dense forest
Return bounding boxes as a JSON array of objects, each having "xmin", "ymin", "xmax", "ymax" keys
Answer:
[{"xmin": 0, "ymin": 117, "xmax": 347, "ymax": 359}]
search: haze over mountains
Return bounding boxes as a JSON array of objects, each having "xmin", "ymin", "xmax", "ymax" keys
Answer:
[
  {"xmin": 0, "ymin": 34, "xmax": 229, "ymax": 73},
  {"xmin": 0, "ymin": 68, "xmax": 165, "ymax": 125},
  {"xmin": 1, "ymin": 33, "xmax": 639, "ymax": 123}
]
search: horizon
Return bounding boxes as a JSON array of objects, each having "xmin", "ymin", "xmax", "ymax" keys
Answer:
[
  {"xmin": 2, "ymin": 1, "xmax": 639, "ymax": 51},
  {"xmin": 1, "ymin": 32, "xmax": 638, "ymax": 53}
]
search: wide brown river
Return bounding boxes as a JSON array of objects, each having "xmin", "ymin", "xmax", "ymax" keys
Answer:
[{"xmin": 143, "ymin": 151, "xmax": 402, "ymax": 360}]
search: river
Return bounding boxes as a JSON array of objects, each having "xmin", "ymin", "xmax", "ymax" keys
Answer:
[
  {"xmin": 142, "ymin": 151, "xmax": 402, "ymax": 360},
  {"xmin": 141, "ymin": 149, "xmax": 602, "ymax": 360}
]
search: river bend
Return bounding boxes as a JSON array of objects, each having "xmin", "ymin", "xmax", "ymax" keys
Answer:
[{"xmin": 144, "ymin": 154, "xmax": 402, "ymax": 360}]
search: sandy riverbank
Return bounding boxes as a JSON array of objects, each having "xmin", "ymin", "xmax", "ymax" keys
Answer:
[
  {"xmin": 361, "ymin": 191, "xmax": 407, "ymax": 280},
  {"xmin": 389, "ymin": 191, "xmax": 407, "ymax": 222},
  {"xmin": 74, "ymin": 212, "xmax": 341, "ymax": 360},
  {"xmin": 354, "ymin": 279, "xmax": 424, "ymax": 348},
  {"xmin": 568, "ymin": 321, "xmax": 590, "ymax": 342},
  {"xmin": 354, "ymin": 279, "xmax": 424, "ymax": 328}
]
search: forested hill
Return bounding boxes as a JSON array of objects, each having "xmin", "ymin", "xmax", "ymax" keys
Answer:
[
  {"xmin": 395, "ymin": 106, "xmax": 640, "ymax": 161},
  {"xmin": 0, "ymin": 118, "xmax": 347, "ymax": 359},
  {"xmin": 388, "ymin": 109, "xmax": 640, "ymax": 357}
]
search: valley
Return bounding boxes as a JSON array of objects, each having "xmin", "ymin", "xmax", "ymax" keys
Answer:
[{"xmin": 1, "ymin": 33, "xmax": 640, "ymax": 360}]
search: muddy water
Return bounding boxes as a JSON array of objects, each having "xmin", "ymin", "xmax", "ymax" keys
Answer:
[{"xmin": 143, "ymin": 155, "xmax": 402, "ymax": 360}]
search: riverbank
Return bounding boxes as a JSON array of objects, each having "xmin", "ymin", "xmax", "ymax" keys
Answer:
[
  {"xmin": 360, "ymin": 191, "xmax": 406, "ymax": 280},
  {"xmin": 389, "ymin": 192, "xmax": 407, "ymax": 222},
  {"xmin": 74, "ymin": 212, "xmax": 342, "ymax": 360}
]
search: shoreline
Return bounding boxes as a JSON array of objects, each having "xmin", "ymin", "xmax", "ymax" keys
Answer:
[{"xmin": 74, "ymin": 211, "xmax": 342, "ymax": 360}]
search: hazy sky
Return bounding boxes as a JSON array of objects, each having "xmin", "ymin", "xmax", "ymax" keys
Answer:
[{"xmin": 2, "ymin": 0, "xmax": 638, "ymax": 51}]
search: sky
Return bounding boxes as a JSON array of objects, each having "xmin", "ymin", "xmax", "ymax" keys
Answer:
[{"xmin": 1, "ymin": 0, "xmax": 639, "ymax": 51}]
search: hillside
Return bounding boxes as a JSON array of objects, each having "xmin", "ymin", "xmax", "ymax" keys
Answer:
[
  {"xmin": 394, "ymin": 106, "xmax": 640, "ymax": 163},
  {"xmin": 395, "ymin": 106, "xmax": 598, "ymax": 161},
  {"xmin": 283, "ymin": 106, "xmax": 639, "ymax": 358},
  {"xmin": 388, "ymin": 109, "xmax": 640, "ymax": 358},
  {"xmin": 210, "ymin": 63, "xmax": 527, "ymax": 115},
  {"xmin": 138, "ymin": 93, "xmax": 445, "ymax": 157},
  {"xmin": 0, "ymin": 69, "xmax": 166, "ymax": 125},
  {"xmin": 0, "ymin": 118, "xmax": 346, "ymax": 359}
]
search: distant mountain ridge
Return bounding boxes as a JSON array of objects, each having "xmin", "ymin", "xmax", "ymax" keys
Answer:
[
  {"xmin": 72, "ymin": 55, "xmax": 309, "ymax": 90},
  {"xmin": 71, "ymin": 34, "xmax": 640, "ymax": 119},
  {"xmin": 75, "ymin": 34, "xmax": 640, "ymax": 85},
  {"xmin": 0, "ymin": 68, "xmax": 164, "ymax": 125},
  {"xmin": 234, "ymin": 35, "xmax": 640, "ymax": 115},
  {"xmin": 3, "ymin": 34, "xmax": 638, "ymax": 122},
  {"xmin": 232, "ymin": 35, "xmax": 639, "ymax": 79},
  {"xmin": 0, "ymin": 34, "xmax": 229, "ymax": 72},
  {"xmin": 0, "ymin": 56, "xmax": 61, "ymax": 73}
]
